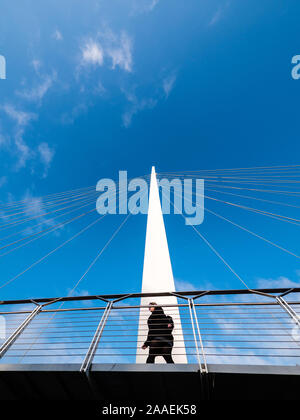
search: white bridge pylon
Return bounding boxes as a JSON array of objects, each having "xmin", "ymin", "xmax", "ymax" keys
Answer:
[{"xmin": 136, "ymin": 167, "xmax": 187, "ymax": 363}]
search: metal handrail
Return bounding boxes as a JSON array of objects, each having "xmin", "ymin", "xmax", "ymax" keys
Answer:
[
  {"xmin": 1, "ymin": 286, "xmax": 300, "ymax": 306},
  {"xmin": 0, "ymin": 288, "xmax": 299, "ymax": 372}
]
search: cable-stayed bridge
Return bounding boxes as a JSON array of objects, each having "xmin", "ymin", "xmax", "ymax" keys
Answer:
[
  {"xmin": 0, "ymin": 288, "xmax": 300, "ymax": 400},
  {"xmin": 0, "ymin": 165, "xmax": 299, "ymax": 400}
]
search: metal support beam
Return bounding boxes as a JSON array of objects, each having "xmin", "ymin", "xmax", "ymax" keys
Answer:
[
  {"xmin": 191, "ymin": 300, "xmax": 208, "ymax": 374},
  {"xmin": 188, "ymin": 299, "xmax": 210, "ymax": 400},
  {"xmin": 80, "ymin": 301, "xmax": 112, "ymax": 373},
  {"xmin": 0, "ymin": 305, "xmax": 42, "ymax": 359},
  {"xmin": 276, "ymin": 296, "xmax": 300, "ymax": 328},
  {"xmin": 279, "ymin": 288, "xmax": 295, "ymax": 298},
  {"xmin": 188, "ymin": 299, "xmax": 207, "ymax": 373}
]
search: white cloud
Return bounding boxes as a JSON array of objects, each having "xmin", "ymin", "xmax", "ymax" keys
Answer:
[
  {"xmin": 208, "ymin": 1, "xmax": 230, "ymax": 26},
  {"xmin": 79, "ymin": 29, "xmax": 133, "ymax": 73},
  {"xmin": 17, "ymin": 71, "xmax": 57, "ymax": 102},
  {"xmin": 146, "ymin": 0, "xmax": 159, "ymax": 11},
  {"xmin": 174, "ymin": 279, "xmax": 198, "ymax": 291},
  {"xmin": 163, "ymin": 73, "xmax": 176, "ymax": 98},
  {"xmin": 81, "ymin": 39, "xmax": 104, "ymax": 66},
  {"xmin": 38, "ymin": 142, "xmax": 55, "ymax": 177},
  {"xmin": 131, "ymin": 0, "xmax": 160, "ymax": 15},
  {"xmin": 2, "ymin": 104, "xmax": 36, "ymax": 126},
  {"xmin": 53, "ymin": 29, "xmax": 63, "ymax": 41},
  {"xmin": 20, "ymin": 193, "xmax": 59, "ymax": 235},
  {"xmin": 256, "ymin": 275, "xmax": 300, "ymax": 289},
  {"xmin": 61, "ymin": 102, "xmax": 89, "ymax": 125},
  {"xmin": 94, "ymin": 80, "xmax": 106, "ymax": 96},
  {"xmin": 1, "ymin": 104, "xmax": 37, "ymax": 170},
  {"xmin": 122, "ymin": 90, "xmax": 156, "ymax": 128},
  {"xmin": 1, "ymin": 59, "xmax": 57, "ymax": 174},
  {"xmin": 38, "ymin": 142, "xmax": 54, "ymax": 166},
  {"xmin": 14, "ymin": 129, "xmax": 32, "ymax": 169},
  {"xmin": 66, "ymin": 288, "xmax": 92, "ymax": 305},
  {"xmin": 121, "ymin": 69, "xmax": 177, "ymax": 128},
  {"xmin": 209, "ymin": 7, "xmax": 223, "ymax": 26},
  {"xmin": 106, "ymin": 31, "xmax": 133, "ymax": 72},
  {"xmin": 24, "ymin": 194, "xmax": 44, "ymax": 218},
  {"xmin": 74, "ymin": 28, "xmax": 133, "ymax": 124},
  {"xmin": 32, "ymin": 59, "xmax": 42, "ymax": 73}
]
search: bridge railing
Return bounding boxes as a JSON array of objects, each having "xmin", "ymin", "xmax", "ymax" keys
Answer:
[{"xmin": 0, "ymin": 288, "xmax": 299, "ymax": 371}]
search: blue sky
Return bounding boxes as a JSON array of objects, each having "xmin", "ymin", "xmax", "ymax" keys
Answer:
[{"xmin": 0, "ymin": 0, "xmax": 299, "ymax": 301}]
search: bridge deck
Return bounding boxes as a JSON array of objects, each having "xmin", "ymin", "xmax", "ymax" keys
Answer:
[{"xmin": 0, "ymin": 363, "xmax": 299, "ymax": 400}]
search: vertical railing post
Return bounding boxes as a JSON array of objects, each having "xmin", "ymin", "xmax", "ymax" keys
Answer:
[
  {"xmin": 0, "ymin": 304, "xmax": 42, "ymax": 359},
  {"xmin": 188, "ymin": 298, "xmax": 210, "ymax": 400},
  {"xmin": 276, "ymin": 296, "xmax": 300, "ymax": 328},
  {"xmin": 188, "ymin": 298, "xmax": 203, "ymax": 373},
  {"xmin": 80, "ymin": 301, "xmax": 113, "ymax": 372},
  {"xmin": 191, "ymin": 299, "xmax": 208, "ymax": 373}
]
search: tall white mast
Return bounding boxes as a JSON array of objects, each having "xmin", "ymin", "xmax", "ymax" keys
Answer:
[{"xmin": 136, "ymin": 167, "xmax": 187, "ymax": 363}]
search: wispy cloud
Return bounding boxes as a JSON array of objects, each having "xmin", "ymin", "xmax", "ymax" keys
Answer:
[
  {"xmin": 122, "ymin": 70, "xmax": 177, "ymax": 127},
  {"xmin": 174, "ymin": 279, "xmax": 198, "ymax": 291},
  {"xmin": 76, "ymin": 28, "xmax": 134, "ymax": 125},
  {"xmin": 2, "ymin": 104, "xmax": 36, "ymax": 126},
  {"xmin": 61, "ymin": 102, "xmax": 89, "ymax": 125},
  {"xmin": 32, "ymin": 59, "xmax": 42, "ymax": 73},
  {"xmin": 17, "ymin": 71, "xmax": 57, "ymax": 103},
  {"xmin": 256, "ymin": 275, "xmax": 300, "ymax": 289},
  {"xmin": 52, "ymin": 29, "xmax": 63, "ymax": 41},
  {"xmin": 208, "ymin": 1, "xmax": 230, "ymax": 26},
  {"xmin": 1, "ymin": 105, "xmax": 54, "ymax": 176},
  {"xmin": 38, "ymin": 142, "xmax": 55, "ymax": 178},
  {"xmin": 105, "ymin": 30, "xmax": 133, "ymax": 72},
  {"xmin": 163, "ymin": 73, "xmax": 176, "ymax": 98},
  {"xmin": 79, "ymin": 28, "xmax": 133, "ymax": 73},
  {"xmin": 14, "ymin": 131, "xmax": 32, "ymax": 170},
  {"xmin": 81, "ymin": 39, "xmax": 104, "ymax": 66},
  {"xmin": 0, "ymin": 59, "xmax": 57, "ymax": 175},
  {"xmin": 130, "ymin": 0, "xmax": 160, "ymax": 15},
  {"xmin": 209, "ymin": 7, "xmax": 223, "ymax": 26},
  {"xmin": 20, "ymin": 192, "xmax": 60, "ymax": 236},
  {"xmin": 174, "ymin": 278, "xmax": 217, "ymax": 292},
  {"xmin": 1, "ymin": 104, "xmax": 37, "ymax": 170},
  {"xmin": 94, "ymin": 80, "xmax": 106, "ymax": 96},
  {"xmin": 122, "ymin": 90, "xmax": 157, "ymax": 128}
]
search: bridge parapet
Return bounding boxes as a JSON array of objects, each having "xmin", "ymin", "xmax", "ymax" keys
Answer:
[{"xmin": 0, "ymin": 287, "xmax": 299, "ymax": 372}]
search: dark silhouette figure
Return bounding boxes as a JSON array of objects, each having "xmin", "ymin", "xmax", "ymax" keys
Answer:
[{"xmin": 141, "ymin": 303, "xmax": 174, "ymax": 363}]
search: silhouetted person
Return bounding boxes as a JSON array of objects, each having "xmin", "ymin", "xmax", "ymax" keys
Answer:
[{"xmin": 141, "ymin": 302, "xmax": 174, "ymax": 363}]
